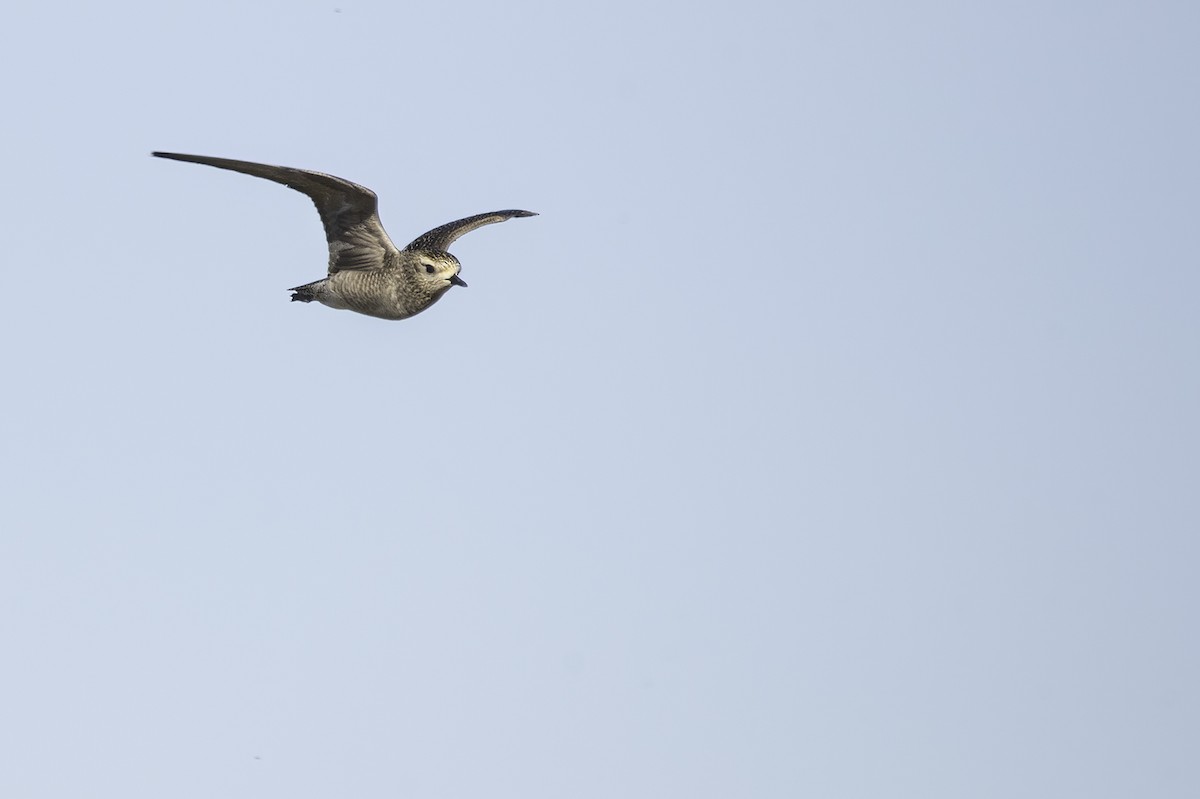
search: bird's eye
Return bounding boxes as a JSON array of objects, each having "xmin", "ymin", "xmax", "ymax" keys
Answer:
[{"xmin": 424, "ymin": 264, "xmax": 435, "ymax": 274}]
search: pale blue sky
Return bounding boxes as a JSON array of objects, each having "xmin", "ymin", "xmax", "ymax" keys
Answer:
[{"xmin": 2, "ymin": 1, "xmax": 1197, "ymax": 797}]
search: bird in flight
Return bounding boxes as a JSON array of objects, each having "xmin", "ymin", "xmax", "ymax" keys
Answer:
[{"xmin": 153, "ymin": 152, "xmax": 536, "ymax": 320}]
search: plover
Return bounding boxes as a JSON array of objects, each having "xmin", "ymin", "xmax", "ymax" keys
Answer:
[{"xmin": 153, "ymin": 152, "xmax": 536, "ymax": 320}]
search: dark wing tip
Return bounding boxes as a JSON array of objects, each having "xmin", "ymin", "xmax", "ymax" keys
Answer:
[
  {"xmin": 152, "ymin": 152, "xmax": 210, "ymax": 165},
  {"xmin": 482, "ymin": 209, "xmax": 538, "ymax": 219}
]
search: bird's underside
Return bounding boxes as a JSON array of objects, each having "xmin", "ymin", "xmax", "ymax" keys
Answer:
[{"xmin": 153, "ymin": 151, "xmax": 536, "ymax": 320}]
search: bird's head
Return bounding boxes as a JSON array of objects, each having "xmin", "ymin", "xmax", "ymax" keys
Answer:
[{"xmin": 412, "ymin": 251, "xmax": 467, "ymax": 295}]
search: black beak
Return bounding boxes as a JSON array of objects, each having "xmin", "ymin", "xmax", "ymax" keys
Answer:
[{"xmin": 450, "ymin": 275, "xmax": 468, "ymax": 288}]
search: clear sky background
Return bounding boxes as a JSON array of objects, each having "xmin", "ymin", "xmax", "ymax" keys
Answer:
[{"xmin": 2, "ymin": 1, "xmax": 1197, "ymax": 797}]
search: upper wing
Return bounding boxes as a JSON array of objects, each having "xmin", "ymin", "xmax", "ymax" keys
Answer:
[
  {"xmin": 404, "ymin": 210, "xmax": 538, "ymax": 253},
  {"xmin": 153, "ymin": 152, "xmax": 399, "ymax": 274}
]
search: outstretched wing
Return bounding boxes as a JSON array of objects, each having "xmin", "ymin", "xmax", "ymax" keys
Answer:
[
  {"xmin": 404, "ymin": 210, "xmax": 538, "ymax": 253},
  {"xmin": 153, "ymin": 152, "xmax": 399, "ymax": 274}
]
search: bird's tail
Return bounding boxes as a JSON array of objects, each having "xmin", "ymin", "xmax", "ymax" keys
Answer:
[{"xmin": 289, "ymin": 280, "xmax": 324, "ymax": 303}]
